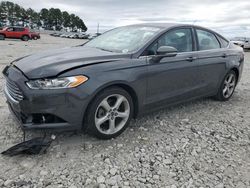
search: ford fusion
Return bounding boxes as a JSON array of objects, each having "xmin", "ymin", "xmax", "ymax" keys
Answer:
[{"xmin": 3, "ymin": 23, "xmax": 244, "ymax": 139}]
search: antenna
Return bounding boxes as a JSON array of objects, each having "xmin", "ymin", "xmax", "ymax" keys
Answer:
[{"xmin": 97, "ymin": 22, "xmax": 99, "ymax": 34}]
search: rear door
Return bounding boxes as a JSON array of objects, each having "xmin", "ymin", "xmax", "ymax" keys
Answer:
[
  {"xmin": 144, "ymin": 27, "xmax": 203, "ymax": 106},
  {"xmin": 13, "ymin": 27, "xmax": 24, "ymax": 38},
  {"xmin": 194, "ymin": 28, "xmax": 229, "ymax": 95}
]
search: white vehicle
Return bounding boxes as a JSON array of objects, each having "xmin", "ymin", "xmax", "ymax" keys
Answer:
[
  {"xmin": 231, "ymin": 37, "xmax": 250, "ymax": 49},
  {"xmin": 244, "ymin": 41, "xmax": 250, "ymax": 49}
]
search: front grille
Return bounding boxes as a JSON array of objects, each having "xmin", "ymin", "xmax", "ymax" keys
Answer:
[{"xmin": 6, "ymin": 79, "xmax": 24, "ymax": 102}]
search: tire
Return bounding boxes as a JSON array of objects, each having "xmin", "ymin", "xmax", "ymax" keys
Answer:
[
  {"xmin": 214, "ymin": 70, "xmax": 237, "ymax": 101},
  {"xmin": 22, "ymin": 35, "xmax": 29, "ymax": 41},
  {"xmin": 33, "ymin": 36, "xmax": 38, "ymax": 40},
  {"xmin": 85, "ymin": 87, "xmax": 134, "ymax": 139},
  {"xmin": 0, "ymin": 34, "xmax": 5, "ymax": 40}
]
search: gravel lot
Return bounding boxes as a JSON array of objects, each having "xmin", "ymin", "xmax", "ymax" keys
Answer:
[{"xmin": 0, "ymin": 35, "xmax": 249, "ymax": 188}]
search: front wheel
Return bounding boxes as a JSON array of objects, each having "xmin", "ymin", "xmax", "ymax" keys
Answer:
[
  {"xmin": 85, "ymin": 87, "xmax": 134, "ymax": 139},
  {"xmin": 22, "ymin": 35, "xmax": 29, "ymax": 41},
  {"xmin": 215, "ymin": 70, "xmax": 237, "ymax": 101},
  {"xmin": 0, "ymin": 34, "xmax": 5, "ymax": 40}
]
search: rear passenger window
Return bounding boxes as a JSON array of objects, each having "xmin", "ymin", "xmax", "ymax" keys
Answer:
[
  {"xmin": 196, "ymin": 29, "xmax": 220, "ymax": 50},
  {"xmin": 14, "ymin": 28, "xmax": 24, "ymax": 32}
]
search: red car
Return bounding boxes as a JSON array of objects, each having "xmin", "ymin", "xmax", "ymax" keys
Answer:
[
  {"xmin": 0, "ymin": 26, "xmax": 31, "ymax": 41},
  {"xmin": 30, "ymin": 30, "xmax": 41, "ymax": 40}
]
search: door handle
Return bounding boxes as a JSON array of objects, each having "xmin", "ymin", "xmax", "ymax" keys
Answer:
[
  {"xmin": 186, "ymin": 57, "xmax": 197, "ymax": 62},
  {"xmin": 222, "ymin": 53, "xmax": 228, "ymax": 58}
]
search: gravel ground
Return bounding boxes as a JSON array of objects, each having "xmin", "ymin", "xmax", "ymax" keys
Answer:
[{"xmin": 0, "ymin": 35, "xmax": 249, "ymax": 188}]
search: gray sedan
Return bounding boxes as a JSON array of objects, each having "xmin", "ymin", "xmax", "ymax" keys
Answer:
[{"xmin": 3, "ymin": 23, "xmax": 244, "ymax": 139}]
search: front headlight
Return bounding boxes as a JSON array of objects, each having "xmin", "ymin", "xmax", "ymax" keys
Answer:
[{"xmin": 26, "ymin": 75, "xmax": 88, "ymax": 89}]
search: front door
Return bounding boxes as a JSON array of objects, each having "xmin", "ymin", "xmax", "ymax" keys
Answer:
[
  {"xmin": 5, "ymin": 27, "xmax": 15, "ymax": 38},
  {"xmin": 145, "ymin": 28, "xmax": 202, "ymax": 106}
]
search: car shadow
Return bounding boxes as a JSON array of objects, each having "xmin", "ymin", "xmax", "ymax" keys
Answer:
[{"xmin": 1, "ymin": 93, "xmax": 241, "ymax": 158}]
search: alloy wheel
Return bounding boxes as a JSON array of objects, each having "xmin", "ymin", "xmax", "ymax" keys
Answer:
[
  {"xmin": 94, "ymin": 94, "xmax": 130, "ymax": 135},
  {"xmin": 222, "ymin": 73, "xmax": 236, "ymax": 98}
]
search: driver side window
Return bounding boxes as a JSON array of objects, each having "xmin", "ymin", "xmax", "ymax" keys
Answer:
[
  {"xmin": 146, "ymin": 28, "xmax": 193, "ymax": 55},
  {"xmin": 7, "ymin": 27, "xmax": 14, "ymax": 31}
]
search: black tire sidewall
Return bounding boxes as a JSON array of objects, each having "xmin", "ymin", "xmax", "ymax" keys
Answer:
[
  {"xmin": 216, "ymin": 70, "xmax": 237, "ymax": 101},
  {"xmin": 22, "ymin": 36, "xmax": 29, "ymax": 41},
  {"xmin": 85, "ymin": 87, "xmax": 134, "ymax": 139},
  {"xmin": 0, "ymin": 34, "xmax": 5, "ymax": 40}
]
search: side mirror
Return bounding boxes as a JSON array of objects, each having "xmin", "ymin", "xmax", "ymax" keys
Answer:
[
  {"xmin": 157, "ymin": 46, "xmax": 178, "ymax": 55},
  {"xmin": 150, "ymin": 46, "xmax": 178, "ymax": 63}
]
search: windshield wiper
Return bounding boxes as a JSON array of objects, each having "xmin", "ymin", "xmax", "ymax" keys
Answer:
[{"xmin": 96, "ymin": 47, "xmax": 115, "ymax": 53}]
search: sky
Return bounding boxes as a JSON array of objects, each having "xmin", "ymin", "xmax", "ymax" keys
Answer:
[{"xmin": 5, "ymin": 0, "xmax": 250, "ymax": 38}]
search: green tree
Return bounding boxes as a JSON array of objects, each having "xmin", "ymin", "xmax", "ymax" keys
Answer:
[
  {"xmin": 48, "ymin": 8, "xmax": 62, "ymax": 30},
  {"xmin": 77, "ymin": 17, "xmax": 87, "ymax": 31},
  {"xmin": 69, "ymin": 13, "xmax": 76, "ymax": 31},
  {"xmin": 40, "ymin": 8, "xmax": 49, "ymax": 28},
  {"xmin": 62, "ymin": 11, "xmax": 70, "ymax": 28},
  {"xmin": 0, "ymin": 1, "xmax": 87, "ymax": 31}
]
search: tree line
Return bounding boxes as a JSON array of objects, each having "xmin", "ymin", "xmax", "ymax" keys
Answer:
[{"xmin": 0, "ymin": 1, "xmax": 87, "ymax": 31}]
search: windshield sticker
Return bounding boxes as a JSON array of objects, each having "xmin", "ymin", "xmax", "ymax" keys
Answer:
[{"xmin": 122, "ymin": 49, "xmax": 129, "ymax": 53}]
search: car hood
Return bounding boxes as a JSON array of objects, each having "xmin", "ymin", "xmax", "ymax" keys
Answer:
[{"xmin": 13, "ymin": 46, "xmax": 130, "ymax": 79}]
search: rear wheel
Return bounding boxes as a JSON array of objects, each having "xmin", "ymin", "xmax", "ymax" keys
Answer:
[
  {"xmin": 33, "ymin": 36, "xmax": 38, "ymax": 40},
  {"xmin": 22, "ymin": 35, "xmax": 29, "ymax": 41},
  {"xmin": 85, "ymin": 87, "xmax": 134, "ymax": 139},
  {"xmin": 215, "ymin": 70, "xmax": 237, "ymax": 101},
  {"xmin": 0, "ymin": 34, "xmax": 5, "ymax": 40}
]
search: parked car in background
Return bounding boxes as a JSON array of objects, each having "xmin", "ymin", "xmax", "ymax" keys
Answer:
[
  {"xmin": 0, "ymin": 26, "xmax": 31, "ymax": 41},
  {"xmin": 49, "ymin": 32, "xmax": 89, "ymax": 39},
  {"xmin": 69, "ymin": 34, "xmax": 79, "ymax": 39},
  {"xmin": 53, "ymin": 33, "xmax": 62, "ymax": 37},
  {"xmin": 231, "ymin": 37, "xmax": 250, "ymax": 49},
  {"xmin": 89, "ymin": 33, "xmax": 101, "ymax": 40},
  {"xmin": 78, "ymin": 33, "xmax": 89, "ymax": 39},
  {"xmin": 60, "ymin": 33, "xmax": 71, "ymax": 38},
  {"xmin": 50, "ymin": 33, "xmax": 60, "ymax": 37},
  {"xmin": 3, "ymin": 23, "xmax": 244, "ymax": 139},
  {"xmin": 30, "ymin": 30, "xmax": 40, "ymax": 40},
  {"xmin": 59, "ymin": 33, "xmax": 66, "ymax": 38}
]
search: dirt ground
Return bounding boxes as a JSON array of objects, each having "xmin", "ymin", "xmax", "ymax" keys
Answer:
[{"xmin": 0, "ymin": 35, "xmax": 249, "ymax": 188}]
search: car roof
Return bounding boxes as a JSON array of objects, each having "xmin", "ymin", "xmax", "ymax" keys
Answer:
[
  {"xmin": 128, "ymin": 22, "xmax": 193, "ymax": 29},
  {"xmin": 128, "ymin": 22, "xmax": 228, "ymax": 41},
  {"xmin": 128, "ymin": 22, "xmax": 217, "ymax": 32},
  {"xmin": 5, "ymin": 26, "xmax": 28, "ymax": 30},
  {"xmin": 7, "ymin": 26, "xmax": 25, "ymax": 28}
]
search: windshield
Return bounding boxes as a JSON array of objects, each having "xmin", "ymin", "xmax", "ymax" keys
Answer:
[{"xmin": 85, "ymin": 26, "xmax": 161, "ymax": 53}]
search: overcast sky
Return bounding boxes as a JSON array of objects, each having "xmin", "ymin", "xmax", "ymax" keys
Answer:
[{"xmin": 7, "ymin": 0, "xmax": 250, "ymax": 38}]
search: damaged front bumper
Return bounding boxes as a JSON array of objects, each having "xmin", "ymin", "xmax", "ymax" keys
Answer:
[{"xmin": 3, "ymin": 65, "xmax": 90, "ymax": 130}]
